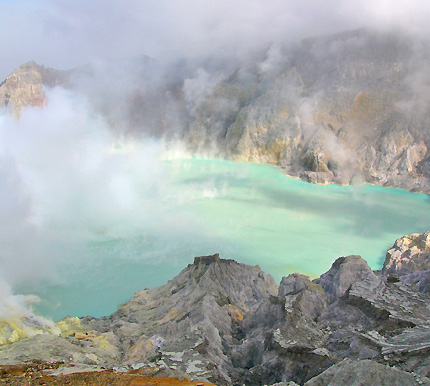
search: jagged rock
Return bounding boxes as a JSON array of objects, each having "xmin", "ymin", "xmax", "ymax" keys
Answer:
[
  {"xmin": 314, "ymin": 255, "xmax": 377, "ymax": 303},
  {"xmin": 279, "ymin": 273, "xmax": 327, "ymax": 321},
  {"xmin": 317, "ymin": 257, "xmax": 430, "ymax": 377},
  {"xmin": 305, "ymin": 359, "xmax": 430, "ymax": 386},
  {"xmin": 83, "ymin": 253, "xmax": 278, "ymax": 385},
  {"xmin": 232, "ymin": 273, "xmax": 331, "ymax": 385},
  {"xmin": 3, "ymin": 234, "xmax": 430, "ymax": 385},
  {"xmin": 383, "ymin": 232, "xmax": 430, "ymax": 276},
  {"xmin": 344, "ymin": 274, "xmax": 430, "ymax": 328}
]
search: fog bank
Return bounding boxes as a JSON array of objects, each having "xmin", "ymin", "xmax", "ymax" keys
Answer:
[{"xmin": 2, "ymin": 0, "xmax": 430, "ymax": 79}]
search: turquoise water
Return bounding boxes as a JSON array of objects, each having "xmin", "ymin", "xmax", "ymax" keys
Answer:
[{"xmin": 21, "ymin": 158, "xmax": 430, "ymax": 320}]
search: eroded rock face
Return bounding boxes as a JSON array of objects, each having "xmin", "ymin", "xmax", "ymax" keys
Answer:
[
  {"xmin": 383, "ymin": 232, "xmax": 430, "ymax": 276},
  {"xmin": 233, "ymin": 273, "xmax": 332, "ymax": 385},
  {"xmin": 217, "ymin": 30, "xmax": 430, "ymax": 192},
  {"xmin": 314, "ymin": 255, "xmax": 377, "ymax": 303}
]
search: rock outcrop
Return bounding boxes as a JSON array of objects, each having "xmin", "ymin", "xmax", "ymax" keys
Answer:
[
  {"xmin": 232, "ymin": 273, "xmax": 331, "ymax": 385},
  {"xmin": 2, "ymin": 233, "xmax": 430, "ymax": 385},
  {"xmin": 83, "ymin": 254, "xmax": 278, "ymax": 385},
  {"xmin": 383, "ymin": 231, "xmax": 430, "ymax": 276},
  {"xmin": 0, "ymin": 61, "xmax": 68, "ymax": 117},
  {"xmin": 382, "ymin": 232, "xmax": 430, "ymax": 294},
  {"xmin": 314, "ymin": 255, "xmax": 377, "ymax": 303}
]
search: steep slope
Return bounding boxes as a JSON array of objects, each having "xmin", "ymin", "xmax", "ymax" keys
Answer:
[
  {"xmin": 2, "ymin": 29, "xmax": 430, "ymax": 191},
  {"xmin": 214, "ymin": 29, "xmax": 430, "ymax": 191}
]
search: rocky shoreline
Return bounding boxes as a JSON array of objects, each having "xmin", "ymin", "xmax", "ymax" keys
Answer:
[{"xmin": 1, "ymin": 232, "xmax": 430, "ymax": 385}]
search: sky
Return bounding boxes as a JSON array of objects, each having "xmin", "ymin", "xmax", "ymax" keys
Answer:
[{"xmin": 1, "ymin": 0, "xmax": 430, "ymax": 80}]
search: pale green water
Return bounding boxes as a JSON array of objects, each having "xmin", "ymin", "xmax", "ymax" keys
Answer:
[{"xmin": 22, "ymin": 158, "xmax": 430, "ymax": 320}]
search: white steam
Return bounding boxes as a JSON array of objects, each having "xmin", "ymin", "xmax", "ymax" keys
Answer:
[
  {"xmin": 0, "ymin": 86, "xmax": 214, "ymax": 325},
  {"xmin": 3, "ymin": 0, "xmax": 430, "ymax": 80},
  {"xmin": 0, "ymin": 280, "xmax": 59, "ymax": 344}
]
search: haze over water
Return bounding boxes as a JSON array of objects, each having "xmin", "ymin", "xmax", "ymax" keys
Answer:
[{"xmin": 20, "ymin": 158, "xmax": 430, "ymax": 320}]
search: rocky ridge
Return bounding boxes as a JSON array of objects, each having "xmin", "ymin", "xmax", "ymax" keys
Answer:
[{"xmin": 2, "ymin": 233, "xmax": 430, "ymax": 385}]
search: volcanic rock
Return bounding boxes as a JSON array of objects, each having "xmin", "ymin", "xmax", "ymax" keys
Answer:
[
  {"xmin": 83, "ymin": 253, "xmax": 278, "ymax": 385},
  {"xmin": 3, "ymin": 236, "xmax": 430, "ymax": 385},
  {"xmin": 305, "ymin": 359, "xmax": 430, "ymax": 386},
  {"xmin": 314, "ymin": 255, "xmax": 377, "ymax": 303},
  {"xmin": 0, "ymin": 333, "xmax": 119, "ymax": 367},
  {"xmin": 383, "ymin": 231, "xmax": 430, "ymax": 276}
]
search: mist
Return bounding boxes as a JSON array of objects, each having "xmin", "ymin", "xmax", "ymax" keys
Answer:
[
  {"xmin": 2, "ymin": 0, "xmax": 430, "ymax": 80},
  {"xmin": 0, "ymin": 83, "xmax": 234, "ymax": 318}
]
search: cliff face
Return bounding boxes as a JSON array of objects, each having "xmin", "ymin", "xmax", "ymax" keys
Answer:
[
  {"xmin": 204, "ymin": 29, "xmax": 430, "ymax": 191},
  {"xmin": 2, "ymin": 234, "xmax": 430, "ymax": 385},
  {"xmin": 179, "ymin": 29, "xmax": 430, "ymax": 192},
  {"xmin": 2, "ymin": 29, "xmax": 430, "ymax": 192}
]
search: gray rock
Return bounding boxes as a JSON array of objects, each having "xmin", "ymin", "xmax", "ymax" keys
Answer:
[
  {"xmin": 401, "ymin": 270, "xmax": 430, "ymax": 293},
  {"xmin": 383, "ymin": 232, "xmax": 430, "ymax": 276},
  {"xmin": 4, "ymin": 233, "xmax": 430, "ymax": 385},
  {"xmin": 314, "ymin": 255, "xmax": 377, "ymax": 303},
  {"xmin": 318, "ymin": 257, "xmax": 430, "ymax": 377},
  {"xmin": 233, "ymin": 273, "xmax": 331, "ymax": 385},
  {"xmin": 84, "ymin": 253, "xmax": 278, "ymax": 385},
  {"xmin": 305, "ymin": 359, "xmax": 430, "ymax": 386}
]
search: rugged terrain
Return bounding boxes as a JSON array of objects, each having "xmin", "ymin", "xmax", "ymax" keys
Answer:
[
  {"xmin": 2, "ymin": 29, "xmax": 430, "ymax": 191},
  {"xmin": 1, "ymin": 232, "xmax": 430, "ymax": 385}
]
